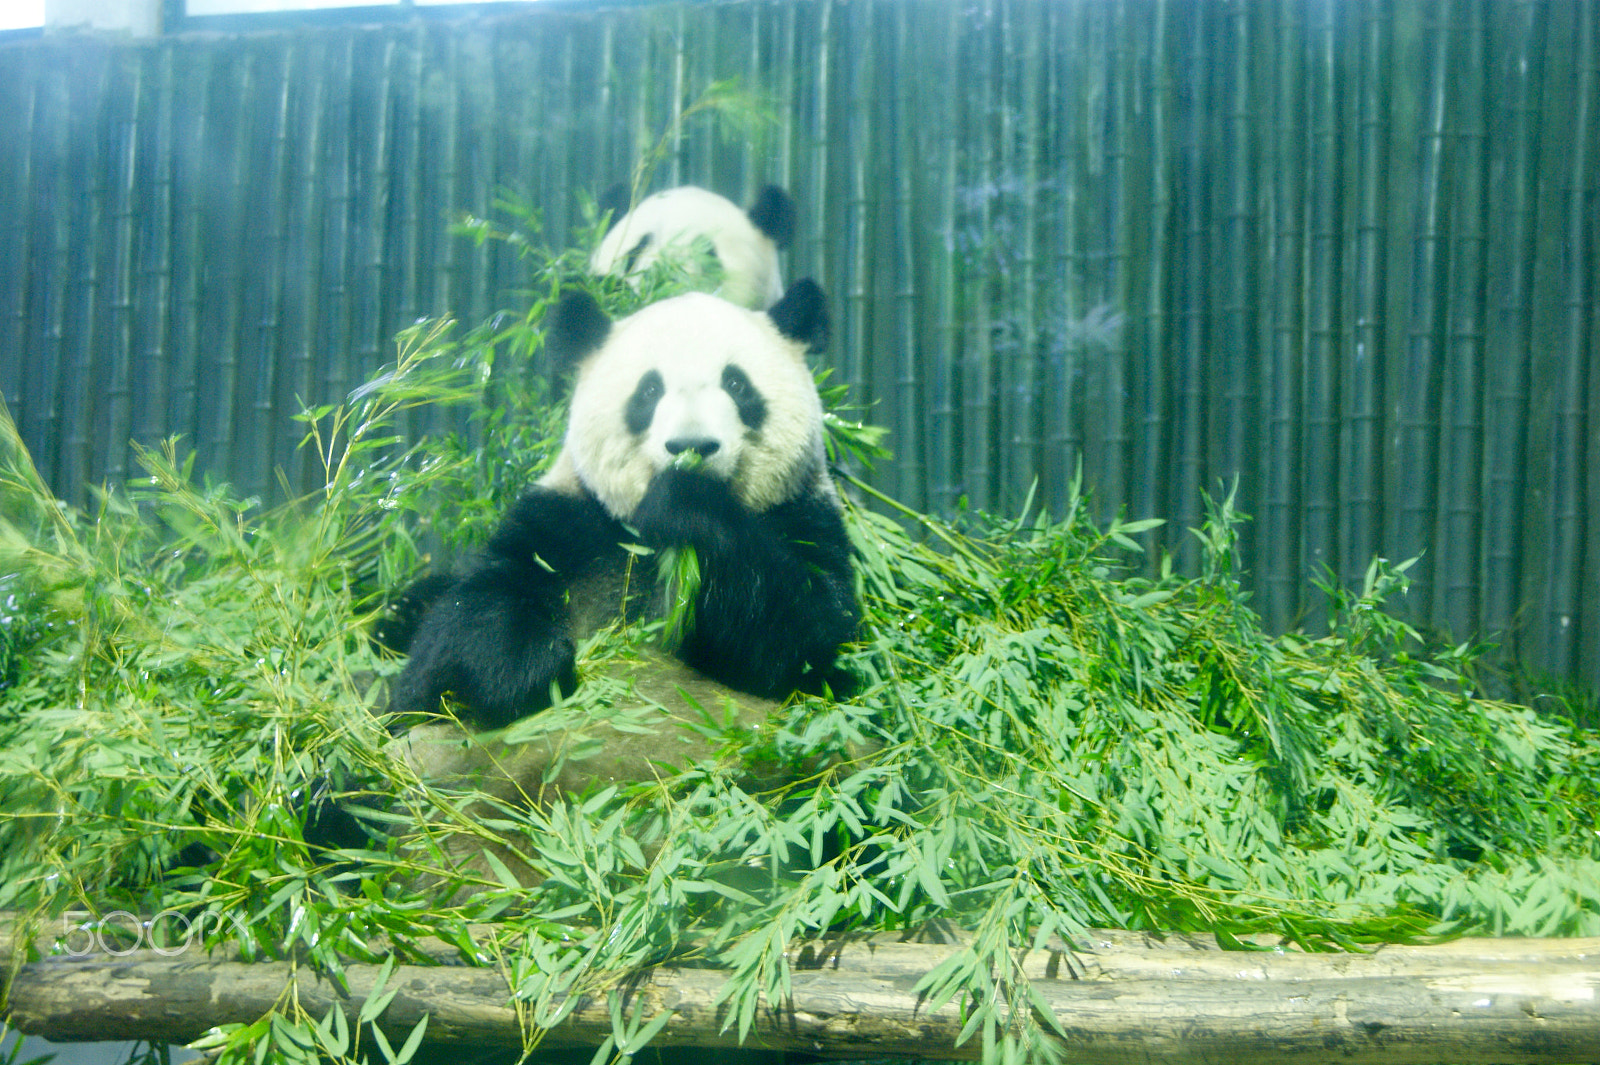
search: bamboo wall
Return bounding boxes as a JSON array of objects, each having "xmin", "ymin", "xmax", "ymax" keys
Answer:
[{"xmin": 0, "ymin": 0, "xmax": 1596, "ymax": 690}]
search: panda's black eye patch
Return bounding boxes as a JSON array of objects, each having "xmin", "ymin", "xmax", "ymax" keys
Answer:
[
  {"xmin": 722, "ymin": 364, "xmax": 767, "ymax": 430},
  {"xmin": 626, "ymin": 370, "xmax": 665, "ymax": 434}
]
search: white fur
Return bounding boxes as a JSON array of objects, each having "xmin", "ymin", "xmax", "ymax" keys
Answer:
[
  {"xmin": 590, "ymin": 187, "xmax": 785, "ymax": 310},
  {"xmin": 545, "ymin": 293, "xmax": 830, "ymax": 518}
]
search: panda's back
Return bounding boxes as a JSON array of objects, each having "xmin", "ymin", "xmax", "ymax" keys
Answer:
[{"xmin": 590, "ymin": 186, "xmax": 784, "ymax": 310}]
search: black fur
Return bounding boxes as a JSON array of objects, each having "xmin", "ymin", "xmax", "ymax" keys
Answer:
[
  {"xmin": 631, "ymin": 467, "xmax": 856, "ymax": 698},
  {"xmin": 746, "ymin": 185, "xmax": 797, "ymax": 249},
  {"xmin": 720, "ymin": 364, "xmax": 767, "ymax": 430},
  {"xmin": 624, "ymin": 369, "xmax": 666, "ymax": 434},
  {"xmin": 596, "ymin": 182, "xmax": 631, "ymax": 236},
  {"xmin": 767, "ymin": 279, "xmax": 830, "ymax": 354},
  {"xmin": 545, "ymin": 291, "xmax": 612, "ymax": 374},
  {"xmin": 389, "ymin": 469, "xmax": 856, "ymax": 726},
  {"xmin": 388, "ymin": 490, "xmax": 632, "ymax": 730}
]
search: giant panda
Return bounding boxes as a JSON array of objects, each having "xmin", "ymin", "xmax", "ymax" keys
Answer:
[
  {"xmin": 388, "ymin": 278, "xmax": 856, "ymax": 732},
  {"xmin": 590, "ymin": 185, "xmax": 796, "ymax": 310}
]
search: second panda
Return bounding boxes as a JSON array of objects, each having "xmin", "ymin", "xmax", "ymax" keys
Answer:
[
  {"xmin": 590, "ymin": 185, "xmax": 796, "ymax": 310},
  {"xmin": 390, "ymin": 279, "xmax": 857, "ymax": 729}
]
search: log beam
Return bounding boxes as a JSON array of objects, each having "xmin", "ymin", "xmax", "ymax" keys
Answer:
[{"xmin": 3, "ymin": 930, "xmax": 1599, "ymax": 1063}]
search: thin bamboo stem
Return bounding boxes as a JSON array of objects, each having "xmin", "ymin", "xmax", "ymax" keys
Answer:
[
  {"xmin": 105, "ymin": 51, "xmax": 141, "ymax": 487},
  {"xmin": 1481, "ymin": 0, "xmax": 1544, "ymax": 658},
  {"xmin": 1301, "ymin": 0, "xmax": 1343, "ymax": 633},
  {"xmin": 1339, "ymin": 0, "xmax": 1390, "ymax": 588},
  {"xmin": 1393, "ymin": 0, "xmax": 1452, "ymax": 613},
  {"xmin": 1437, "ymin": 0, "xmax": 1490, "ymax": 640},
  {"xmin": 1261, "ymin": 0, "xmax": 1306, "ymax": 631},
  {"xmin": 1542, "ymin": 3, "xmax": 1595, "ymax": 678},
  {"xmin": 136, "ymin": 44, "xmax": 176, "ymax": 454}
]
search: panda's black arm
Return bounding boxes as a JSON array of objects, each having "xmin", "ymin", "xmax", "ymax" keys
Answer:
[
  {"xmin": 389, "ymin": 488, "xmax": 629, "ymax": 730},
  {"xmin": 631, "ymin": 468, "xmax": 857, "ymax": 698}
]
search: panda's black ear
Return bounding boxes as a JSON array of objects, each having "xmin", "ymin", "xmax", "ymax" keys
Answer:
[
  {"xmin": 767, "ymin": 278, "xmax": 829, "ymax": 354},
  {"xmin": 747, "ymin": 185, "xmax": 796, "ymax": 249},
  {"xmin": 545, "ymin": 289, "xmax": 612, "ymax": 373},
  {"xmin": 595, "ymin": 182, "xmax": 631, "ymax": 237}
]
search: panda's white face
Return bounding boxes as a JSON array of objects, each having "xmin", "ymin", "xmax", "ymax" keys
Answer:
[
  {"xmin": 556, "ymin": 293, "xmax": 828, "ymax": 519},
  {"xmin": 590, "ymin": 187, "xmax": 785, "ymax": 310}
]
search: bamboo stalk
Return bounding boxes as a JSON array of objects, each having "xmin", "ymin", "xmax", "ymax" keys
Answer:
[
  {"xmin": 1393, "ymin": 0, "xmax": 1452, "ymax": 620},
  {"xmin": 1541, "ymin": 3, "xmax": 1595, "ymax": 680},
  {"xmin": 925, "ymin": 0, "xmax": 960, "ymax": 515},
  {"xmin": 808, "ymin": 0, "xmax": 832, "ymax": 282},
  {"xmin": 1478, "ymin": 2, "xmax": 1541, "ymax": 661},
  {"xmin": 1079, "ymin": 0, "xmax": 1114, "ymax": 520},
  {"xmin": 104, "ymin": 51, "xmax": 141, "ymax": 489},
  {"xmin": 1436, "ymin": 0, "xmax": 1489, "ymax": 641},
  {"xmin": 1301, "ymin": 0, "xmax": 1343, "ymax": 633},
  {"xmin": 888, "ymin": 0, "xmax": 923, "ymax": 512},
  {"xmin": 1061, "ymin": 0, "xmax": 1094, "ymax": 504},
  {"xmin": 357, "ymin": 38, "xmax": 397, "ymax": 386},
  {"xmin": 773, "ymin": 2, "xmax": 796, "ymax": 193},
  {"xmin": 35, "ymin": 54, "xmax": 70, "ymax": 493},
  {"xmin": 551, "ymin": 26, "xmax": 578, "ymax": 235},
  {"xmin": 168, "ymin": 44, "xmax": 208, "ymax": 468},
  {"xmin": 1130, "ymin": 0, "xmax": 1172, "ymax": 539},
  {"xmin": 61, "ymin": 47, "xmax": 111, "ymax": 499},
  {"xmin": 462, "ymin": 24, "xmax": 496, "ymax": 340},
  {"xmin": 842, "ymin": 1, "xmax": 870, "ymax": 422},
  {"xmin": 1038, "ymin": 0, "xmax": 1072, "ymax": 519},
  {"xmin": 320, "ymin": 36, "xmax": 354, "ymax": 417},
  {"xmin": 1170, "ymin": 2, "xmax": 1209, "ymax": 573},
  {"xmin": 1, "ymin": 62, "xmax": 38, "ymax": 453},
  {"xmin": 1260, "ymin": 0, "xmax": 1306, "ymax": 632},
  {"xmin": 431, "ymin": 31, "xmax": 461, "ymax": 321},
  {"xmin": 1339, "ymin": 0, "xmax": 1391, "ymax": 590},
  {"xmin": 291, "ymin": 39, "xmax": 329, "ymax": 490},
  {"xmin": 1210, "ymin": 0, "xmax": 1253, "ymax": 511},
  {"xmin": 1254, "ymin": 0, "xmax": 1305, "ymax": 626},
  {"xmin": 962, "ymin": 0, "xmax": 997, "ymax": 511},
  {"xmin": 249, "ymin": 43, "xmax": 293, "ymax": 497},
  {"xmin": 386, "ymin": 28, "xmax": 423, "ymax": 450},
  {"xmin": 992, "ymin": 0, "xmax": 1042, "ymax": 517},
  {"xmin": 202, "ymin": 45, "xmax": 254, "ymax": 487},
  {"xmin": 135, "ymin": 44, "xmax": 176, "ymax": 454}
]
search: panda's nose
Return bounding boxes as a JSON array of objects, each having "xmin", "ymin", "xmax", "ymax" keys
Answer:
[{"xmin": 666, "ymin": 437, "xmax": 721, "ymax": 458}]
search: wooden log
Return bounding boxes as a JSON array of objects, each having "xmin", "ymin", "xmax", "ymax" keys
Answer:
[{"xmin": 4, "ymin": 930, "xmax": 1600, "ymax": 1063}]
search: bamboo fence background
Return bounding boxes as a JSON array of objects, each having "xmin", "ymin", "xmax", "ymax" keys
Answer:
[{"xmin": 0, "ymin": 0, "xmax": 1596, "ymax": 693}]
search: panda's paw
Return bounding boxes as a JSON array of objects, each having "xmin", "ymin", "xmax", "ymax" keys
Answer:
[
  {"xmin": 391, "ymin": 617, "xmax": 577, "ymax": 731},
  {"xmin": 632, "ymin": 466, "xmax": 747, "ymax": 545}
]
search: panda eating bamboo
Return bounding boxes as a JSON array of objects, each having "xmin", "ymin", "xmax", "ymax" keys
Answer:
[{"xmin": 388, "ymin": 279, "xmax": 858, "ymax": 730}]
